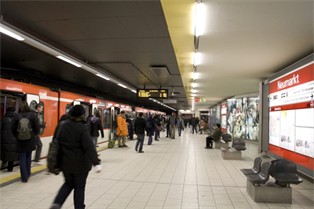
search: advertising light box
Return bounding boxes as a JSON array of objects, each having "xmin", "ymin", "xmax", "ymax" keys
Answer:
[{"xmin": 268, "ymin": 61, "xmax": 314, "ymax": 174}]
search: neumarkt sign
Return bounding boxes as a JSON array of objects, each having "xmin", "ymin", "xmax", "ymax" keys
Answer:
[{"xmin": 137, "ymin": 89, "xmax": 168, "ymax": 99}]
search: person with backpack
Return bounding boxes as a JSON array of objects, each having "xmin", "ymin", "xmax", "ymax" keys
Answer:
[
  {"xmin": 88, "ymin": 111, "xmax": 104, "ymax": 148},
  {"xmin": 0, "ymin": 107, "xmax": 19, "ymax": 171},
  {"xmin": 49, "ymin": 105, "xmax": 101, "ymax": 209},
  {"xmin": 13, "ymin": 101, "xmax": 40, "ymax": 182}
]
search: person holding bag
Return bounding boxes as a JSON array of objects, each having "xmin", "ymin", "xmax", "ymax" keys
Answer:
[{"xmin": 49, "ymin": 105, "xmax": 101, "ymax": 209}]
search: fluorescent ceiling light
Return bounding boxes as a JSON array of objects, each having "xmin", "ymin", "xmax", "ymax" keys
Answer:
[
  {"xmin": 57, "ymin": 55, "xmax": 82, "ymax": 68},
  {"xmin": 195, "ymin": 2, "xmax": 206, "ymax": 37},
  {"xmin": 131, "ymin": 89, "xmax": 137, "ymax": 93},
  {"xmin": 96, "ymin": 73, "xmax": 110, "ymax": 81},
  {"xmin": 118, "ymin": 83, "xmax": 127, "ymax": 88},
  {"xmin": 192, "ymin": 72, "xmax": 199, "ymax": 80},
  {"xmin": 192, "ymin": 82, "xmax": 197, "ymax": 88},
  {"xmin": 193, "ymin": 52, "xmax": 201, "ymax": 66},
  {"xmin": 0, "ymin": 25, "xmax": 25, "ymax": 41}
]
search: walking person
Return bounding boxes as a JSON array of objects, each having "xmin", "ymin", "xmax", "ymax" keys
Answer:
[
  {"xmin": 33, "ymin": 103, "xmax": 45, "ymax": 165},
  {"xmin": 116, "ymin": 111, "xmax": 128, "ymax": 148},
  {"xmin": 88, "ymin": 111, "xmax": 104, "ymax": 148},
  {"xmin": 13, "ymin": 101, "xmax": 40, "ymax": 182},
  {"xmin": 49, "ymin": 105, "xmax": 101, "ymax": 209},
  {"xmin": 134, "ymin": 112, "xmax": 146, "ymax": 153},
  {"xmin": 0, "ymin": 107, "xmax": 19, "ymax": 171}
]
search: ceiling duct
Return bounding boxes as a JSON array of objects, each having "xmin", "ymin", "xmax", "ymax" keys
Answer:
[{"xmin": 149, "ymin": 65, "xmax": 170, "ymax": 79}]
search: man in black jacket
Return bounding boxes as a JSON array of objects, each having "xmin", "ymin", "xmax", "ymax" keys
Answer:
[
  {"xmin": 50, "ymin": 105, "xmax": 101, "ymax": 209},
  {"xmin": 134, "ymin": 112, "xmax": 146, "ymax": 153}
]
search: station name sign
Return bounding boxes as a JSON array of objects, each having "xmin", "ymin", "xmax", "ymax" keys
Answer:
[{"xmin": 137, "ymin": 89, "xmax": 168, "ymax": 99}]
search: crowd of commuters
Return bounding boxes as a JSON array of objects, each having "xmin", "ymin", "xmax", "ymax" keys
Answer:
[{"xmin": 1, "ymin": 102, "xmax": 224, "ymax": 209}]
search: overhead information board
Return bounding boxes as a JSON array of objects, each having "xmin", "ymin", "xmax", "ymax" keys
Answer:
[{"xmin": 137, "ymin": 89, "xmax": 168, "ymax": 98}]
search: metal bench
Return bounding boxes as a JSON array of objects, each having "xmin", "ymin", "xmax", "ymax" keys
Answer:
[
  {"xmin": 241, "ymin": 157, "xmax": 262, "ymax": 175},
  {"xmin": 269, "ymin": 159, "xmax": 303, "ymax": 187},
  {"xmin": 246, "ymin": 162, "xmax": 271, "ymax": 186},
  {"xmin": 232, "ymin": 138, "xmax": 246, "ymax": 151}
]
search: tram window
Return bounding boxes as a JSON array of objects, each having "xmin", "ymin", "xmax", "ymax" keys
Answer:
[
  {"xmin": 0, "ymin": 92, "xmax": 21, "ymax": 117},
  {"xmin": 103, "ymin": 109, "xmax": 110, "ymax": 129},
  {"xmin": 65, "ymin": 104, "xmax": 72, "ymax": 113},
  {"xmin": 29, "ymin": 100, "xmax": 37, "ymax": 111}
]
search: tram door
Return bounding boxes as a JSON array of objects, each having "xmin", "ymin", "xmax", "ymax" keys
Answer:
[{"xmin": 110, "ymin": 106, "xmax": 120, "ymax": 140}]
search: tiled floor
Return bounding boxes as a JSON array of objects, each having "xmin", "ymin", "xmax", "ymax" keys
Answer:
[{"xmin": 0, "ymin": 129, "xmax": 313, "ymax": 209}]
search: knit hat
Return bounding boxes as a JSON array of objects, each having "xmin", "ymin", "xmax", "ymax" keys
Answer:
[{"xmin": 69, "ymin": 105, "xmax": 85, "ymax": 117}]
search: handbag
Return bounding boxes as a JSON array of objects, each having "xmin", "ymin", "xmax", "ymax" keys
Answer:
[{"xmin": 47, "ymin": 121, "xmax": 64, "ymax": 175}]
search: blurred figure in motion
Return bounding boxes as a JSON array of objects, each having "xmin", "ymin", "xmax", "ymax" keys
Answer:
[{"xmin": 49, "ymin": 105, "xmax": 101, "ymax": 209}]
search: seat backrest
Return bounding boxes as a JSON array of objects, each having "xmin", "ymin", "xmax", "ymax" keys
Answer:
[
  {"xmin": 253, "ymin": 157, "xmax": 262, "ymax": 173},
  {"xmin": 232, "ymin": 138, "xmax": 246, "ymax": 150},
  {"xmin": 260, "ymin": 162, "xmax": 271, "ymax": 180},
  {"xmin": 271, "ymin": 159, "xmax": 298, "ymax": 178},
  {"xmin": 222, "ymin": 133, "xmax": 232, "ymax": 142}
]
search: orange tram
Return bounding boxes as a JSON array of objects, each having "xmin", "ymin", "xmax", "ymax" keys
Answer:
[{"xmin": 0, "ymin": 78, "xmax": 164, "ymax": 160}]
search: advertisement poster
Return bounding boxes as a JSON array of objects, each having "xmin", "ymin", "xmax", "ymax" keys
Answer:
[
  {"xmin": 268, "ymin": 61, "xmax": 314, "ymax": 170},
  {"xmin": 227, "ymin": 97, "xmax": 259, "ymax": 140}
]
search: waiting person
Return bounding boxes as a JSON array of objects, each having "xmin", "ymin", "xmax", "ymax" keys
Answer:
[
  {"xmin": 170, "ymin": 112, "xmax": 177, "ymax": 139},
  {"xmin": 165, "ymin": 115, "xmax": 170, "ymax": 138},
  {"xmin": 205, "ymin": 123, "xmax": 222, "ymax": 149},
  {"xmin": 116, "ymin": 111, "xmax": 128, "ymax": 148},
  {"xmin": 0, "ymin": 107, "xmax": 19, "ymax": 171},
  {"xmin": 13, "ymin": 101, "xmax": 40, "ymax": 182},
  {"xmin": 134, "ymin": 112, "xmax": 146, "ymax": 153},
  {"xmin": 177, "ymin": 115, "xmax": 185, "ymax": 137},
  {"xmin": 191, "ymin": 116, "xmax": 198, "ymax": 134},
  {"xmin": 89, "ymin": 111, "xmax": 104, "ymax": 148},
  {"xmin": 49, "ymin": 105, "xmax": 101, "ymax": 209},
  {"xmin": 146, "ymin": 115, "xmax": 155, "ymax": 145},
  {"xmin": 154, "ymin": 115, "xmax": 161, "ymax": 141},
  {"xmin": 126, "ymin": 114, "xmax": 134, "ymax": 140},
  {"xmin": 33, "ymin": 103, "xmax": 45, "ymax": 164}
]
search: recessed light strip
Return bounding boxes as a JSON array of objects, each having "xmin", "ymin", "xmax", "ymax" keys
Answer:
[
  {"xmin": 0, "ymin": 21, "xmax": 139, "ymax": 92},
  {"xmin": 56, "ymin": 55, "xmax": 82, "ymax": 68},
  {"xmin": 96, "ymin": 73, "xmax": 110, "ymax": 81},
  {"xmin": 0, "ymin": 24, "xmax": 24, "ymax": 41}
]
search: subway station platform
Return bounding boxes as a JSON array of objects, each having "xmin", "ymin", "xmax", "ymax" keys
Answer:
[{"xmin": 0, "ymin": 129, "xmax": 313, "ymax": 209}]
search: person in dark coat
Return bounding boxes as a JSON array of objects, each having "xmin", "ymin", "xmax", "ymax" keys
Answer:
[
  {"xmin": 50, "ymin": 105, "xmax": 101, "ymax": 209},
  {"xmin": 88, "ymin": 110, "xmax": 104, "ymax": 148},
  {"xmin": 205, "ymin": 123, "xmax": 222, "ymax": 149},
  {"xmin": 134, "ymin": 112, "xmax": 146, "ymax": 153},
  {"xmin": 0, "ymin": 107, "xmax": 19, "ymax": 171},
  {"xmin": 146, "ymin": 115, "xmax": 155, "ymax": 145},
  {"xmin": 13, "ymin": 101, "xmax": 40, "ymax": 182}
]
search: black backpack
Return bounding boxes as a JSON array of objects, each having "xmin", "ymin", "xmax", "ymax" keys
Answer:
[{"xmin": 17, "ymin": 115, "xmax": 33, "ymax": 140}]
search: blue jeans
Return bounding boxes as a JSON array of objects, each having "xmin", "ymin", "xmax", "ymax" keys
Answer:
[
  {"xmin": 135, "ymin": 134, "xmax": 144, "ymax": 152},
  {"xmin": 19, "ymin": 151, "xmax": 32, "ymax": 182},
  {"xmin": 53, "ymin": 172, "xmax": 89, "ymax": 209}
]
